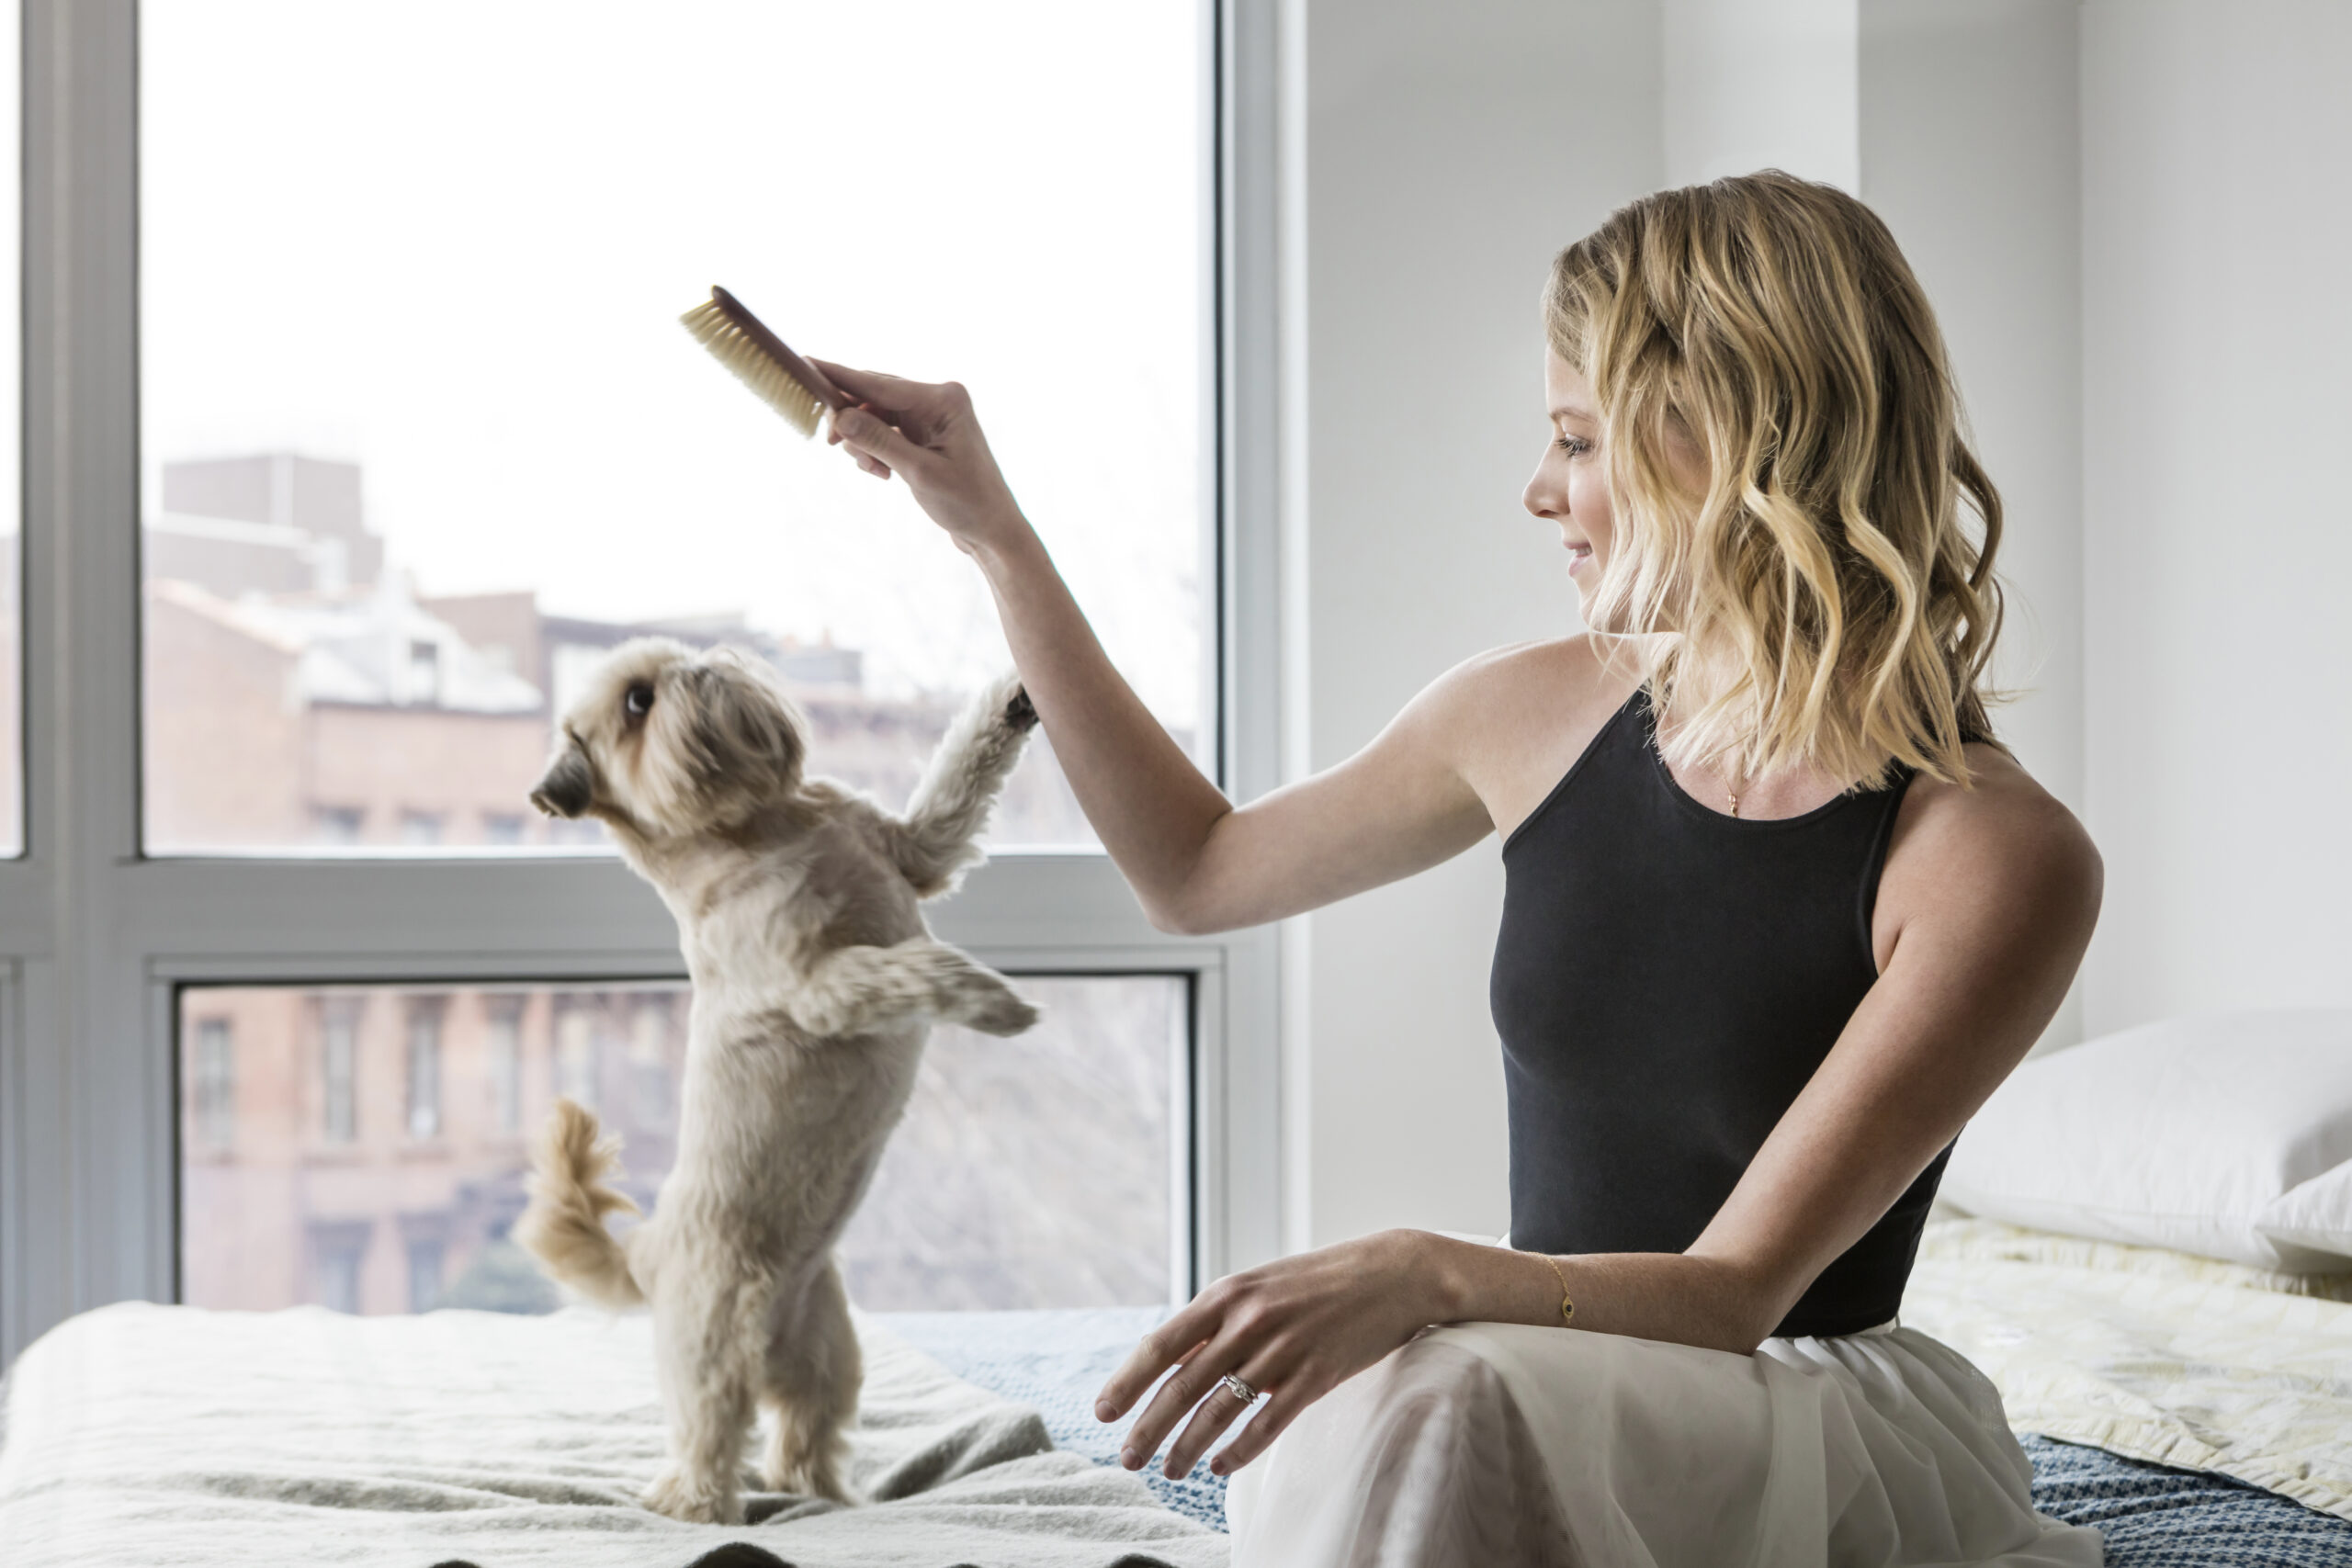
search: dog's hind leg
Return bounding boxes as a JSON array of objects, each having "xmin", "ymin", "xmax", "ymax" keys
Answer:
[
  {"xmin": 787, "ymin": 939, "xmax": 1038, "ymax": 1039},
  {"xmin": 758, "ymin": 1258, "xmax": 861, "ymax": 1503},
  {"xmin": 641, "ymin": 1268, "xmax": 763, "ymax": 1524},
  {"xmin": 887, "ymin": 672, "xmax": 1036, "ymax": 897}
]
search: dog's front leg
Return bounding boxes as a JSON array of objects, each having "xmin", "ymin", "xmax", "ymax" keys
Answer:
[
  {"xmin": 888, "ymin": 672, "xmax": 1037, "ymax": 897},
  {"xmin": 781, "ymin": 938, "xmax": 1038, "ymax": 1038}
]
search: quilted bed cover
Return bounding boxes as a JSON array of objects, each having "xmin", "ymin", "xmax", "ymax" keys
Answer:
[
  {"xmin": 0, "ymin": 1302, "xmax": 1223, "ymax": 1568},
  {"xmin": 4, "ymin": 1217, "xmax": 2350, "ymax": 1567}
]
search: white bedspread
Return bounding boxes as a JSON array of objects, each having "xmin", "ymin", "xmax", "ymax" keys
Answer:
[
  {"xmin": 1906, "ymin": 1219, "xmax": 2352, "ymax": 1521},
  {"xmin": 0, "ymin": 1302, "xmax": 1227, "ymax": 1568}
]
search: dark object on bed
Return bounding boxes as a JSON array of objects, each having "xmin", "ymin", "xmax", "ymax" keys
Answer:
[
  {"xmin": 2022, "ymin": 1436, "xmax": 2352, "ymax": 1567},
  {"xmin": 880, "ymin": 1309, "xmax": 2352, "ymax": 1564},
  {"xmin": 432, "ymin": 1550, "xmax": 797, "ymax": 1568},
  {"xmin": 684, "ymin": 1547, "xmax": 795, "ymax": 1568}
]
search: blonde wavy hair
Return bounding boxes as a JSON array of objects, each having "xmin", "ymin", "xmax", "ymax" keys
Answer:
[{"xmin": 1545, "ymin": 170, "xmax": 2002, "ymax": 790}]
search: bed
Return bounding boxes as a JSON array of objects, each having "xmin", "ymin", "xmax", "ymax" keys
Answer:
[
  {"xmin": 889, "ymin": 1217, "xmax": 2352, "ymax": 1567},
  {"xmin": 3, "ymin": 1219, "xmax": 2349, "ymax": 1565}
]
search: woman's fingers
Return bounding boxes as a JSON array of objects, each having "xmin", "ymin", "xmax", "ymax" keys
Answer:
[
  {"xmin": 808, "ymin": 358, "xmax": 929, "ymax": 417},
  {"xmin": 831, "ymin": 405, "xmax": 930, "ymax": 481},
  {"xmin": 1161, "ymin": 1353, "xmax": 1283, "ymax": 1479},
  {"xmin": 821, "ymin": 401, "xmax": 894, "ymax": 477},
  {"xmin": 1206, "ymin": 1381, "xmax": 1313, "ymax": 1475},
  {"xmin": 1097, "ymin": 1303, "xmax": 1223, "ymax": 1420},
  {"xmin": 1117, "ymin": 1325, "xmax": 1260, "ymax": 1471}
]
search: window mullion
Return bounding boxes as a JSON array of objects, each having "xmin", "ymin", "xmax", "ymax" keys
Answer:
[{"xmin": 4, "ymin": 0, "xmax": 146, "ymax": 1364}]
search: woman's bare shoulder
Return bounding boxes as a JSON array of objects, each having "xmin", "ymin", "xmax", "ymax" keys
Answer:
[
  {"xmin": 1877, "ymin": 743, "xmax": 2103, "ymax": 961},
  {"xmin": 1419, "ymin": 634, "xmax": 1629, "ymax": 723},
  {"xmin": 1412, "ymin": 635, "xmax": 1640, "ymax": 839}
]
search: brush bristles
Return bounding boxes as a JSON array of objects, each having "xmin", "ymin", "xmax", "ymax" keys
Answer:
[{"xmin": 680, "ymin": 297, "xmax": 827, "ymax": 438}]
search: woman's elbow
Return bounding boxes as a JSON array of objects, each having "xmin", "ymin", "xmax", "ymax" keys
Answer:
[{"xmin": 1139, "ymin": 888, "xmax": 1230, "ymax": 937}]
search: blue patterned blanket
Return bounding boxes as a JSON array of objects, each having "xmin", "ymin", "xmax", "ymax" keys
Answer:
[{"xmin": 877, "ymin": 1307, "xmax": 2352, "ymax": 1566}]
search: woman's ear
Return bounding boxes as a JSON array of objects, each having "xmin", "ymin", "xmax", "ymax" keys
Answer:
[{"xmin": 680, "ymin": 650, "xmax": 804, "ymax": 808}]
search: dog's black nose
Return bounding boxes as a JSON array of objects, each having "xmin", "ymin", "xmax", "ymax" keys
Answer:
[{"xmin": 530, "ymin": 748, "xmax": 594, "ymax": 818}]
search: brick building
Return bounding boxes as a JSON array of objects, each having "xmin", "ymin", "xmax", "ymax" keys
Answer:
[{"xmin": 157, "ymin": 454, "xmax": 1147, "ymax": 1317}]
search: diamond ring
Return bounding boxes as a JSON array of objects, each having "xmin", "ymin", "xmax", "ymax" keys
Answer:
[{"xmin": 1219, "ymin": 1371, "xmax": 1261, "ymax": 1404}]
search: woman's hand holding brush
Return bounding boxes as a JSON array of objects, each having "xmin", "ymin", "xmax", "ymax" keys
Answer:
[{"xmin": 817, "ymin": 362, "xmax": 1035, "ymax": 568}]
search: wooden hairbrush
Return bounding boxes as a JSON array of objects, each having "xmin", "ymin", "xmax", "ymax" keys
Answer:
[{"xmin": 679, "ymin": 286, "xmax": 850, "ymax": 438}]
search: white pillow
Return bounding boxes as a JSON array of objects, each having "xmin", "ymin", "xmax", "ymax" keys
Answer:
[
  {"xmin": 1939, "ymin": 1009, "xmax": 2352, "ymax": 1272},
  {"xmin": 2259, "ymin": 1159, "xmax": 2352, "ymax": 1266}
]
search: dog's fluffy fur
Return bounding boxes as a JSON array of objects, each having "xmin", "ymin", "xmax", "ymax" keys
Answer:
[{"xmin": 514, "ymin": 637, "xmax": 1040, "ymax": 1523}]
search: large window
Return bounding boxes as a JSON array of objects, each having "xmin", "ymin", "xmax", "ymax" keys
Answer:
[
  {"xmin": 140, "ymin": 0, "xmax": 1206, "ymax": 853},
  {"xmin": 0, "ymin": 0, "xmax": 1278, "ymax": 1368},
  {"xmin": 180, "ymin": 976, "xmax": 1189, "ymax": 1314}
]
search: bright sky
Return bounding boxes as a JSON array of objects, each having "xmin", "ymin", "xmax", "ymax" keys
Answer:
[{"xmin": 141, "ymin": 0, "xmax": 1204, "ymax": 723}]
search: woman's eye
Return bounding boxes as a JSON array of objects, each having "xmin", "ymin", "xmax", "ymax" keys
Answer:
[
  {"xmin": 625, "ymin": 684, "xmax": 655, "ymax": 718},
  {"xmin": 1555, "ymin": 435, "xmax": 1591, "ymax": 457}
]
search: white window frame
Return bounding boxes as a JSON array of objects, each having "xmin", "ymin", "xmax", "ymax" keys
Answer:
[{"xmin": 0, "ymin": 0, "xmax": 1288, "ymax": 1363}]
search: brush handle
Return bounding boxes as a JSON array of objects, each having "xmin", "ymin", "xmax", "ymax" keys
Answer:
[{"xmin": 709, "ymin": 286, "xmax": 852, "ymax": 412}]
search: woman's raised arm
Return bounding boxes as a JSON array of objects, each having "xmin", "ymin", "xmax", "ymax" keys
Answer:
[{"xmin": 820, "ymin": 364, "xmax": 1492, "ymax": 931}]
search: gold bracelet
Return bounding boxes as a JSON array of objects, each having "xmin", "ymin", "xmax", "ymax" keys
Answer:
[{"xmin": 1538, "ymin": 1253, "xmax": 1576, "ymax": 1327}]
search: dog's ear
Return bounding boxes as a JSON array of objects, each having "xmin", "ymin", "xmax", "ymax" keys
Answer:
[{"xmin": 679, "ymin": 650, "xmax": 804, "ymax": 807}]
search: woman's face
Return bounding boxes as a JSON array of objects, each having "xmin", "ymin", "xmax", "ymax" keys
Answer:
[{"xmin": 1523, "ymin": 351, "xmax": 1614, "ymax": 617}]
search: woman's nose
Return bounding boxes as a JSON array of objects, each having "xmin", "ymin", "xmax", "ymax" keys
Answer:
[{"xmin": 1523, "ymin": 463, "xmax": 1564, "ymax": 520}]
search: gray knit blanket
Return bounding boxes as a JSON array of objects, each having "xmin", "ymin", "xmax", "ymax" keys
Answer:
[{"xmin": 0, "ymin": 1302, "xmax": 1227, "ymax": 1568}]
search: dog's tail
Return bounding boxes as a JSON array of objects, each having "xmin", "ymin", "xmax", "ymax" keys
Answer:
[{"xmin": 514, "ymin": 1099, "xmax": 646, "ymax": 1309}]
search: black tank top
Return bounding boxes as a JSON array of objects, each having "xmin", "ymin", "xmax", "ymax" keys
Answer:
[{"xmin": 1489, "ymin": 685, "xmax": 1951, "ymax": 1338}]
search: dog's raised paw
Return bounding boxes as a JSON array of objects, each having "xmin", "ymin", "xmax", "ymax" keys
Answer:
[
  {"xmin": 643, "ymin": 1465, "xmax": 743, "ymax": 1525},
  {"xmin": 961, "ymin": 989, "xmax": 1041, "ymax": 1038},
  {"xmin": 1002, "ymin": 685, "xmax": 1039, "ymax": 734}
]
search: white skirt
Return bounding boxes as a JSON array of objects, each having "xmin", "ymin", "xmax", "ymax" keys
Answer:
[{"xmin": 1227, "ymin": 1319, "xmax": 2105, "ymax": 1568}]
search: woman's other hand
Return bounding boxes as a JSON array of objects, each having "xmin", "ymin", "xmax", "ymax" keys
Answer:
[
  {"xmin": 812, "ymin": 360, "xmax": 1032, "ymax": 560},
  {"xmin": 1095, "ymin": 1229, "xmax": 1457, "ymax": 1480}
]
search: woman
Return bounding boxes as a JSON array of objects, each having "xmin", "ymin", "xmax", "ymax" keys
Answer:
[{"xmin": 821, "ymin": 172, "xmax": 2105, "ymax": 1565}]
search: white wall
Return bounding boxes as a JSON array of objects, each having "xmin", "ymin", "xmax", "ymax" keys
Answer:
[
  {"xmin": 1297, "ymin": 0, "xmax": 1662, "ymax": 1244},
  {"xmin": 1664, "ymin": 0, "xmax": 1858, "ymax": 189},
  {"xmin": 2079, "ymin": 1, "xmax": 2352, "ymax": 1032},
  {"xmin": 1285, "ymin": 0, "xmax": 2352, "ymax": 1253},
  {"xmin": 1290, "ymin": 0, "xmax": 2109, "ymax": 1246},
  {"xmin": 1858, "ymin": 0, "xmax": 2086, "ymax": 1048}
]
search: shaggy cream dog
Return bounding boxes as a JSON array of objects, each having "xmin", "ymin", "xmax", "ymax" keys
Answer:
[{"xmin": 514, "ymin": 637, "xmax": 1040, "ymax": 1523}]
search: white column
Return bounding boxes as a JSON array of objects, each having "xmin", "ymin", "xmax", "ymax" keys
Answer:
[{"xmin": 1859, "ymin": 0, "xmax": 2086, "ymax": 1048}]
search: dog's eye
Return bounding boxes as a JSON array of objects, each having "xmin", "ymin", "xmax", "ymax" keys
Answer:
[{"xmin": 624, "ymin": 684, "xmax": 655, "ymax": 718}]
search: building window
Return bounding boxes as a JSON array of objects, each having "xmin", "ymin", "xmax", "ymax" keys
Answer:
[
  {"xmin": 629, "ymin": 999, "xmax": 672, "ymax": 1122},
  {"xmin": 405, "ymin": 639, "xmax": 440, "ymax": 706},
  {"xmin": 398, "ymin": 811, "xmax": 444, "ymax": 847},
  {"xmin": 312, "ymin": 806, "xmax": 365, "ymax": 845},
  {"xmin": 486, "ymin": 999, "xmax": 526, "ymax": 1135},
  {"xmin": 190, "ymin": 1018, "xmax": 235, "ymax": 1148},
  {"xmin": 405, "ymin": 1000, "xmax": 445, "ymax": 1140},
  {"xmin": 481, "ymin": 812, "xmax": 526, "ymax": 846},
  {"xmin": 554, "ymin": 1006, "xmax": 598, "ymax": 1113},
  {"xmin": 406, "ymin": 1239, "xmax": 444, "ymax": 1313},
  {"xmin": 312, "ymin": 1228, "xmax": 368, "ymax": 1314},
  {"xmin": 320, "ymin": 1003, "xmax": 359, "ymax": 1145}
]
